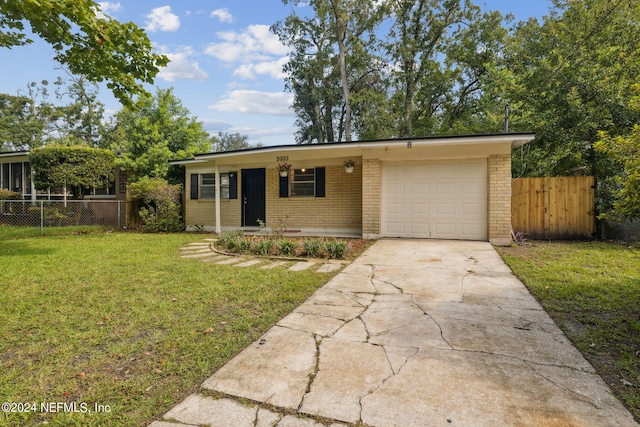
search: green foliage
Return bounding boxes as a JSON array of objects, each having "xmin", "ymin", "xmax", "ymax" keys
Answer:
[
  {"xmin": 253, "ymin": 238, "xmax": 274, "ymax": 256},
  {"xmin": 104, "ymin": 88, "xmax": 211, "ymax": 183},
  {"xmin": 29, "ymin": 145, "xmax": 115, "ymax": 198},
  {"xmin": 277, "ymin": 238, "xmax": 297, "ymax": 256},
  {"xmin": 324, "ymin": 239, "xmax": 349, "ymax": 259},
  {"xmin": 212, "ymin": 132, "xmax": 261, "ymax": 152},
  {"xmin": 0, "ymin": 0, "xmax": 169, "ymax": 107},
  {"xmin": 503, "ymin": 0, "xmax": 640, "ymax": 179},
  {"xmin": 274, "ymin": 0, "xmax": 510, "ymax": 141},
  {"xmin": 128, "ymin": 177, "xmax": 183, "ymax": 232},
  {"xmin": 0, "ymin": 82, "xmax": 61, "ymax": 151},
  {"xmin": 302, "ymin": 237, "xmax": 323, "ymax": 258},
  {"xmin": 0, "ymin": 189, "xmax": 22, "ymax": 200},
  {"xmin": 54, "ymin": 74, "xmax": 105, "ymax": 146},
  {"xmin": 218, "ymin": 230, "xmax": 245, "ymax": 250},
  {"xmin": 594, "ymin": 85, "xmax": 640, "ymax": 220},
  {"xmin": 274, "ymin": 0, "xmax": 387, "ymax": 143}
]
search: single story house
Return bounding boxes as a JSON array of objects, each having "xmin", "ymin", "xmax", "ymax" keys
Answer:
[
  {"xmin": 170, "ymin": 133, "xmax": 535, "ymax": 246},
  {"xmin": 0, "ymin": 150, "xmax": 126, "ymax": 200}
]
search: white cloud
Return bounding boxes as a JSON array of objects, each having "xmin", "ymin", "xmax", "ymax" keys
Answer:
[
  {"xmin": 210, "ymin": 8, "xmax": 233, "ymax": 23},
  {"xmin": 145, "ymin": 6, "xmax": 180, "ymax": 32},
  {"xmin": 209, "ymin": 90, "xmax": 294, "ymax": 117},
  {"xmin": 157, "ymin": 46, "xmax": 208, "ymax": 82},
  {"xmin": 233, "ymin": 57, "xmax": 288, "ymax": 80},
  {"xmin": 204, "ymin": 25, "xmax": 289, "ymax": 63},
  {"xmin": 96, "ymin": 2, "xmax": 122, "ymax": 19}
]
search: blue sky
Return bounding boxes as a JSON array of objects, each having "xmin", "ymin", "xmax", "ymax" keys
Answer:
[{"xmin": 0, "ymin": 1, "xmax": 552, "ymax": 147}]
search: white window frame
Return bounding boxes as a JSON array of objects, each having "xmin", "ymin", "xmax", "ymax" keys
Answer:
[
  {"xmin": 290, "ymin": 168, "xmax": 315, "ymax": 197},
  {"xmin": 201, "ymin": 173, "xmax": 230, "ymax": 200}
]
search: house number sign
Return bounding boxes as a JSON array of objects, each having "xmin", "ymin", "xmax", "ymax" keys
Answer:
[{"xmin": 276, "ymin": 156, "xmax": 289, "ymax": 162}]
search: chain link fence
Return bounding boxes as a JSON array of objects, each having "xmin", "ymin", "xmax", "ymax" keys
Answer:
[
  {"xmin": 603, "ymin": 219, "xmax": 640, "ymax": 243},
  {"xmin": 0, "ymin": 200, "xmax": 129, "ymax": 235}
]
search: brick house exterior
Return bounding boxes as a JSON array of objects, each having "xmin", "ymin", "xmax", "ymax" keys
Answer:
[{"xmin": 171, "ymin": 133, "xmax": 534, "ymax": 246}]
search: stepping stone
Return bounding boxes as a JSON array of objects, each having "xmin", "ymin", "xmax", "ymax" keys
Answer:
[
  {"xmin": 236, "ymin": 259, "xmax": 263, "ymax": 267},
  {"xmin": 316, "ymin": 263, "xmax": 343, "ymax": 273},
  {"xmin": 202, "ymin": 255, "xmax": 225, "ymax": 262},
  {"xmin": 179, "ymin": 248, "xmax": 211, "ymax": 254},
  {"xmin": 289, "ymin": 261, "xmax": 316, "ymax": 271},
  {"xmin": 185, "ymin": 242, "xmax": 210, "ymax": 246},
  {"xmin": 216, "ymin": 257, "xmax": 243, "ymax": 265},
  {"xmin": 202, "ymin": 238, "xmax": 218, "ymax": 242},
  {"xmin": 260, "ymin": 261, "xmax": 288, "ymax": 269},
  {"xmin": 181, "ymin": 252, "xmax": 215, "ymax": 259}
]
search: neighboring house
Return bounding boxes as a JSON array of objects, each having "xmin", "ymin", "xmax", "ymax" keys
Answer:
[
  {"xmin": 171, "ymin": 133, "xmax": 535, "ymax": 246},
  {"xmin": 0, "ymin": 150, "xmax": 126, "ymax": 201}
]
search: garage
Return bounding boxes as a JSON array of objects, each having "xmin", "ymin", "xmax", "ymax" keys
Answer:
[{"xmin": 381, "ymin": 160, "xmax": 488, "ymax": 240}]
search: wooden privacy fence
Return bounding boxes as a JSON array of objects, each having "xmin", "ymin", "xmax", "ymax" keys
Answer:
[{"xmin": 512, "ymin": 176, "xmax": 595, "ymax": 240}]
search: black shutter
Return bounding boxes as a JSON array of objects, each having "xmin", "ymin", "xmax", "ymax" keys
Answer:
[
  {"xmin": 279, "ymin": 174, "xmax": 289, "ymax": 198},
  {"xmin": 315, "ymin": 167, "xmax": 325, "ymax": 197},
  {"xmin": 229, "ymin": 172, "xmax": 238, "ymax": 199},
  {"xmin": 190, "ymin": 174, "xmax": 199, "ymax": 200}
]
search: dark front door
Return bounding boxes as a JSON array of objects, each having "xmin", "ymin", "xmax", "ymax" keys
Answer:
[{"xmin": 242, "ymin": 168, "xmax": 266, "ymax": 227}]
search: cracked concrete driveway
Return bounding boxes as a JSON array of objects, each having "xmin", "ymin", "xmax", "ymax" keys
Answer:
[{"xmin": 151, "ymin": 239, "xmax": 638, "ymax": 427}]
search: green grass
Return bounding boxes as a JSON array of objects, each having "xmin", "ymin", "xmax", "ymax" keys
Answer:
[
  {"xmin": 497, "ymin": 241, "xmax": 640, "ymax": 421},
  {"xmin": 0, "ymin": 229, "xmax": 333, "ymax": 426},
  {"xmin": 0, "ymin": 225, "xmax": 106, "ymax": 239}
]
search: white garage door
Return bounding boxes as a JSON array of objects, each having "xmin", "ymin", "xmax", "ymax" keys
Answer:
[{"xmin": 382, "ymin": 160, "xmax": 488, "ymax": 240}]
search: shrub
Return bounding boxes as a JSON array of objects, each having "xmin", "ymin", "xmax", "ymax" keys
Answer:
[
  {"xmin": 128, "ymin": 177, "xmax": 183, "ymax": 232},
  {"xmin": 0, "ymin": 189, "xmax": 22, "ymax": 200},
  {"xmin": 302, "ymin": 238, "xmax": 323, "ymax": 258},
  {"xmin": 277, "ymin": 238, "xmax": 297, "ymax": 256},
  {"xmin": 235, "ymin": 236, "xmax": 251, "ymax": 252},
  {"xmin": 325, "ymin": 239, "xmax": 349, "ymax": 259},
  {"xmin": 218, "ymin": 230, "xmax": 244, "ymax": 251},
  {"xmin": 253, "ymin": 238, "xmax": 274, "ymax": 255}
]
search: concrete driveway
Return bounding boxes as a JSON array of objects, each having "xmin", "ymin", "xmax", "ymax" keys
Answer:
[{"xmin": 151, "ymin": 239, "xmax": 638, "ymax": 427}]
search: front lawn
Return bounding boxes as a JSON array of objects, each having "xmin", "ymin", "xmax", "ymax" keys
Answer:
[
  {"xmin": 497, "ymin": 241, "xmax": 640, "ymax": 421},
  {"xmin": 0, "ymin": 229, "xmax": 332, "ymax": 426}
]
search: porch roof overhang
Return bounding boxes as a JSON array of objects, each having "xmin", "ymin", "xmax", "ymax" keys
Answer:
[
  {"xmin": 0, "ymin": 151, "xmax": 30, "ymax": 162},
  {"xmin": 169, "ymin": 133, "xmax": 535, "ymax": 166}
]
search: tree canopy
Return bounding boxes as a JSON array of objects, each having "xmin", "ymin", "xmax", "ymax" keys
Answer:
[
  {"xmin": 0, "ymin": 0, "xmax": 169, "ymax": 107},
  {"xmin": 594, "ymin": 85, "xmax": 640, "ymax": 221},
  {"xmin": 103, "ymin": 88, "xmax": 211, "ymax": 184},
  {"xmin": 29, "ymin": 145, "xmax": 115, "ymax": 198},
  {"xmin": 273, "ymin": 0, "xmax": 511, "ymax": 143}
]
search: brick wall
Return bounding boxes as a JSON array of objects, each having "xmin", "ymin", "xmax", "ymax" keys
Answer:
[
  {"xmin": 266, "ymin": 165, "xmax": 362, "ymax": 232},
  {"xmin": 183, "ymin": 169, "xmax": 241, "ymax": 229},
  {"xmin": 488, "ymin": 154, "xmax": 512, "ymax": 246},
  {"xmin": 184, "ymin": 164, "xmax": 362, "ymax": 232},
  {"xmin": 362, "ymin": 159, "xmax": 381, "ymax": 238}
]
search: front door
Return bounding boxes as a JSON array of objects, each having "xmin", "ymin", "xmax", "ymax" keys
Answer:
[{"xmin": 242, "ymin": 168, "xmax": 266, "ymax": 227}]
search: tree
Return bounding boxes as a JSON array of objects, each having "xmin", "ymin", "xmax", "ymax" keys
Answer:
[
  {"xmin": 128, "ymin": 177, "xmax": 183, "ymax": 232},
  {"xmin": 275, "ymin": 0, "xmax": 509, "ymax": 142},
  {"xmin": 29, "ymin": 145, "xmax": 115, "ymax": 199},
  {"xmin": 0, "ymin": 81, "xmax": 61, "ymax": 151},
  {"xmin": 0, "ymin": 0, "xmax": 169, "ymax": 107},
  {"xmin": 212, "ymin": 132, "xmax": 262, "ymax": 152},
  {"xmin": 503, "ymin": 0, "xmax": 640, "ymax": 178},
  {"xmin": 54, "ymin": 73, "xmax": 105, "ymax": 146},
  {"xmin": 103, "ymin": 88, "xmax": 211, "ymax": 183},
  {"xmin": 276, "ymin": 0, "xmax": 386, "ymax": 142},
  {"xmin": 594, "ymin": 85, "xmax": 640, "ymax": 220}
]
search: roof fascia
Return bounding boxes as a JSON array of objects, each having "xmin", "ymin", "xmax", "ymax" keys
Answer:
[{"xmin": 169, "ymin": 133, "xmax": 536, "ymax": 165}]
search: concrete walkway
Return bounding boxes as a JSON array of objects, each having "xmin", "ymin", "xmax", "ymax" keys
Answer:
[{"xmin": 151, "ymin": 240, "xmax": 638, "ymax": 427}]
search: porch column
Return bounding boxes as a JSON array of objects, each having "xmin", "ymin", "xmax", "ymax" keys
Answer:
[{"xmin": 214, "ymin": 164, "xmax": 221, "ymax": 234}]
